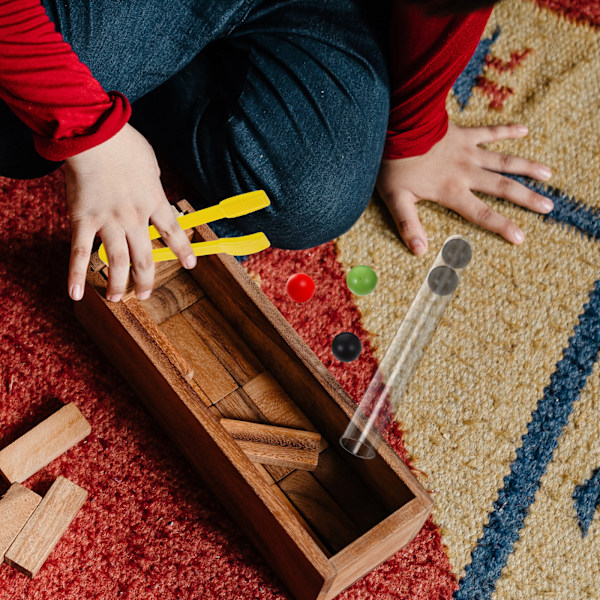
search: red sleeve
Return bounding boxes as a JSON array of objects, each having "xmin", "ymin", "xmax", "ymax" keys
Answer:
[
  {"xmin": 383, "ymin": 2, "xmax": 492, "ymax": 160},
  {"xmin": 0, "ymin": 0, "xmax": 131, "ymax": 161}
]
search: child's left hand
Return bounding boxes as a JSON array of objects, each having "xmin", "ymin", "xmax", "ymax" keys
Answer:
[{"xmin": 376, "ymin": 122, "xmax": 554, "ymax": 255}]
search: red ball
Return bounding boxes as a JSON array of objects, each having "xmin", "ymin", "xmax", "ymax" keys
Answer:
[{"xmin": 286, "ymin": 273, "xmax": 315, "ymax": 303}]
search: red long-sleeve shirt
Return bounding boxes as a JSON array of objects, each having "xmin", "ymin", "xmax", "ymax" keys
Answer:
[
  {"xmin": 0, "ymin": 0, "xmax": 491, "ymax": 162},
  {"xmin": 384, "ymin": 2, "xmax": 493, "ymax": 159}
]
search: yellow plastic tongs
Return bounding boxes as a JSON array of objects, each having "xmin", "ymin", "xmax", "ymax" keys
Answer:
[{"xmin": 98, "ymin": 190, "xmax": 271, "ymax": 266}]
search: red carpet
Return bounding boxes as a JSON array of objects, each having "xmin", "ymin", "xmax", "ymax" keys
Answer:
[{"xmin": 0, "ymin": 167, "xmax": 455, "ymax": 599}]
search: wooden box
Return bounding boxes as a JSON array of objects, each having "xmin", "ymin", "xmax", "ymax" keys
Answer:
[{"xmin": 74, "ymin": 201, "xmax": 433, "ymax": 600}]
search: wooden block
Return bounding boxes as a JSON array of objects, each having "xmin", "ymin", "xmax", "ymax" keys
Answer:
[
  {"xmin": 0, "ymin": 484, "xmax": 42, "ymax": 560},
  {"xmin": 278, "ymin": 471, "xmax": 362, "ymax": 554},
  {"xmin": 210, "ymin": 388, "xmax": 265, "ymax": 422},
  {"xmin": 0, "ymin": 403, "xmax": 91, "ymax": 485},
  {"xmin": 160, "ymin": 313, "xmax": 238, "ymax": 403},
  {"xmin": 140, "ymin": 272, "xmax": 204, "ymax": 325},
  {"xmin": 182, "ymin": 299, "xmax": 264, "ymax": 386},
  {"xmin": 126, "ymin": 299, "xmax": 196, "ymax": 383},
  {"xmin": 5, "ymin": 476, "xmax": 87, "ymax": 578},
  {"xmin": 243, "ymin": 373, "xmax": 320, "ymax": 435},
  {"xmin": 220, "ymin": 419, "xmax": 321, "ymax": 471},
  {"xmin": 210, "ymin": 389, "xmax": 294, "ymax": 481}
]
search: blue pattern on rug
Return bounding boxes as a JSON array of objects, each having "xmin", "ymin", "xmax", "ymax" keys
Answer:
[
  {"xmin": 508, "ymin": 175, "xmax": 600, "ymax": 239},
  {"xmin": 455, "ymin": 275, "xmax": 600, "ymax": 600},
  {"xmin": 452, "ymin": 27, "xmax": 501, "ymax": 109},
  {"xmin": 573, "ymin": 467, "xmax": 600, "ymax": 537}
]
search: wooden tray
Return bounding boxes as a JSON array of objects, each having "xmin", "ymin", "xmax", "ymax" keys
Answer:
[{"xmin": 74, "ymin": 200, "xmax": 433, "ymax": 600}]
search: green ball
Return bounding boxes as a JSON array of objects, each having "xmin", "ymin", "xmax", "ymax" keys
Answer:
[{"xmin": 346, "ymin": 265, "xmax": 377, "ymax": 296}]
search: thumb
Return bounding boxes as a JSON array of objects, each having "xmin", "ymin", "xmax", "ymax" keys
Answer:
[{"xmin": 382, "ymin": 190, "xmax": 428, "ymax": 256}]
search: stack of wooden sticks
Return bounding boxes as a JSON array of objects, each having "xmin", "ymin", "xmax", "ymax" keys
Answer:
[{"xmin": 0, "ymin": 402, "xmax": 90, "ymax": 578}]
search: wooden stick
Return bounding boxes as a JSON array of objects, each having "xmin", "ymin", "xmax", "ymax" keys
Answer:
[
  {"xmin": 0, "ymin": 483, "xmax": 41, "ymax": 561},
  {"xmin": 220, "ymin": 419, "xmax": 321, "ymax": 471},
  {"xmin": 210, "ymin": 391, "xmax": 292, "ymax": 482},
  {"xmin": 5, "ymin": 476, "xmax": 87, "ymax": 578},
  {"xmin": 0, "ymin": 403, "xmax": 91, "ymax": 485}
]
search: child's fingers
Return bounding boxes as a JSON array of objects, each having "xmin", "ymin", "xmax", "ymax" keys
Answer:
[
  {"xmin": 100, "ymin": 227, "xmax": 131, "ymax": 302},
  {"xmin": 68, "ymin": 223, "xmax": 96, "ymax": 301},
  {"xmin": 469, "ymin": 123, "xmax": 529, "ymax": 146},
  {"xmin": 476, "ymin": 148, "xmax": 552, "ymax": 183},
  {"xmin": 127, "ymin": 225, "xmax": 155, "ymax": 301},
  {"xmin": 150, "ymin": 202, "xmax": 197, "ymax": 270},
  {"xmin": 474, "ymin": 171, "xmax": 554, "ymax": 214},
  {"xmin": 438, "ymin": 190, "xmax": 524, "ymax": 244},
  {"xmin": 382, "ymin": 190, "xmax": 428, "ymax": 255}
]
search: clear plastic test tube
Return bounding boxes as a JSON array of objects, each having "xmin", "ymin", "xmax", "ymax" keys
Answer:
[{"xmin": 340, "ymin": 235, "xmax": 473, "ymax": 459}]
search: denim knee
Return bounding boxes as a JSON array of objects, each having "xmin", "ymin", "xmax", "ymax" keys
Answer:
[{"xmin": 253, "ymin": 174, "xmax": 375, "ymax": 250}]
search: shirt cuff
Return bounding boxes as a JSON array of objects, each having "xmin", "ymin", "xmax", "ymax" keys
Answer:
[
  {"xmin": 383, "ymin": 111, "xmax": 449, "ymax": 160},
  {"xmin": 32, "ymin": 91, "xmax": 132, "ymax": 161}
]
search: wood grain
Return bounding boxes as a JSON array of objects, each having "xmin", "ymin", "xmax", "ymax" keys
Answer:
[
  {"xmin": 311, "ymin": 448, "xmax": 389, "ymax": 533},
  {"xmin": 268, "ymin": 481, "xmax": 331, "ymax": 558},
  {"xmin": 278, "ymin": 470, "xmax": 362, "ymax": 554},
  {"xmin": 182, "ymin": 298, "xmax": 264, "ymax": 386},
  {"xmin": 211, "ymin": 388, "xmax": 266, "ymax": 422},
  {"xmin": 126, "ymin": 298, "xmax": 196, "ymax": 383},
  {"xmin": 140, "ymin": 272, "xmax": 204, "ymax": 325},
  {"xmin": 0, "ymin": 403, "xmax": 91, "ymax": 485},
  {"xmin": 243, "ymin": 373, "xmax": 320, "ymax": 436},
  {"xmin": 0, "ymin": 483, "xmax": 41, "ymax": 560},
  {"xmin": 221, "ymin": 419, "xmax": 321, "ymax": 470},
  {"xmin": 4, "ymin": 476, "xmax": 87, "ymax": 578},
  {"xmin": 160, "ymin": 313, "xmax": 238, "ymax": 403}
]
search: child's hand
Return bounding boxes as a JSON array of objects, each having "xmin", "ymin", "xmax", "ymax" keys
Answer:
[
  {"xmin": 64, "ymin": 123, "xmax": 197, "ymax": 302},
  {"xmin": 376, "ymin": 122, "xmax": 554, "ymax": 255}
]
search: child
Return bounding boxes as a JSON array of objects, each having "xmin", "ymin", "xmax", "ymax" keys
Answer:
[{"xmin": 0, "ymin": 0, "xmax": 552, "ymax": 303}]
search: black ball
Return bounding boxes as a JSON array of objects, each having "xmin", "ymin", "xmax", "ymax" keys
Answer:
[{"xmin": 331, "ymin": 332, "xmax": 362, "ymax": 362}]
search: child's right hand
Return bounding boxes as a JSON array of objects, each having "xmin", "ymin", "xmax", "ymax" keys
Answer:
[{"xmin": 64, "ymin": 123, "xmax": 197, "ymax": 302}]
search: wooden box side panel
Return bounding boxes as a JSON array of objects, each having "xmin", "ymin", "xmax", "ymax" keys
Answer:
[{"xmin": 74, "ymin": 276, "xmax": 334, "ymax": 600}]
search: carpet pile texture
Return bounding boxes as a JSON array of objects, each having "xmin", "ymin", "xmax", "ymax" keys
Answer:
[{"xmin": 1, "ymin": 0, "xmax": 599, "ymax": 598}]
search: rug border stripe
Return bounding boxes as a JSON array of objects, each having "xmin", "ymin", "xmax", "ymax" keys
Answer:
[{"xmin": 455, "ymin": 278, "xmax": 600, "ymax": 599}]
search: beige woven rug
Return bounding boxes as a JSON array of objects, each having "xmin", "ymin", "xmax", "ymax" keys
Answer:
[{"xmin": 335, "ymin": 0, "xmax": 600, "ymax": 597}]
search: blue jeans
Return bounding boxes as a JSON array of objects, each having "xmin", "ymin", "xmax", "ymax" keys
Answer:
[{"xmin": 1, "ymin": 0, "xmax": 390, "ymax": 249}]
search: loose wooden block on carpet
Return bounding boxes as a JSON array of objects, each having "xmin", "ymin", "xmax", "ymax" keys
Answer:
[
  {"xmin": 0, "ymin": 483, "xmax": 41, "ymax": 561},
  {"xmin": 0, "ymin": 403, "xmax": 91, "ymax": 484},
  {"xmin": 4, "ymin": 476, "xmax": 87, "ymax": 578}
]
